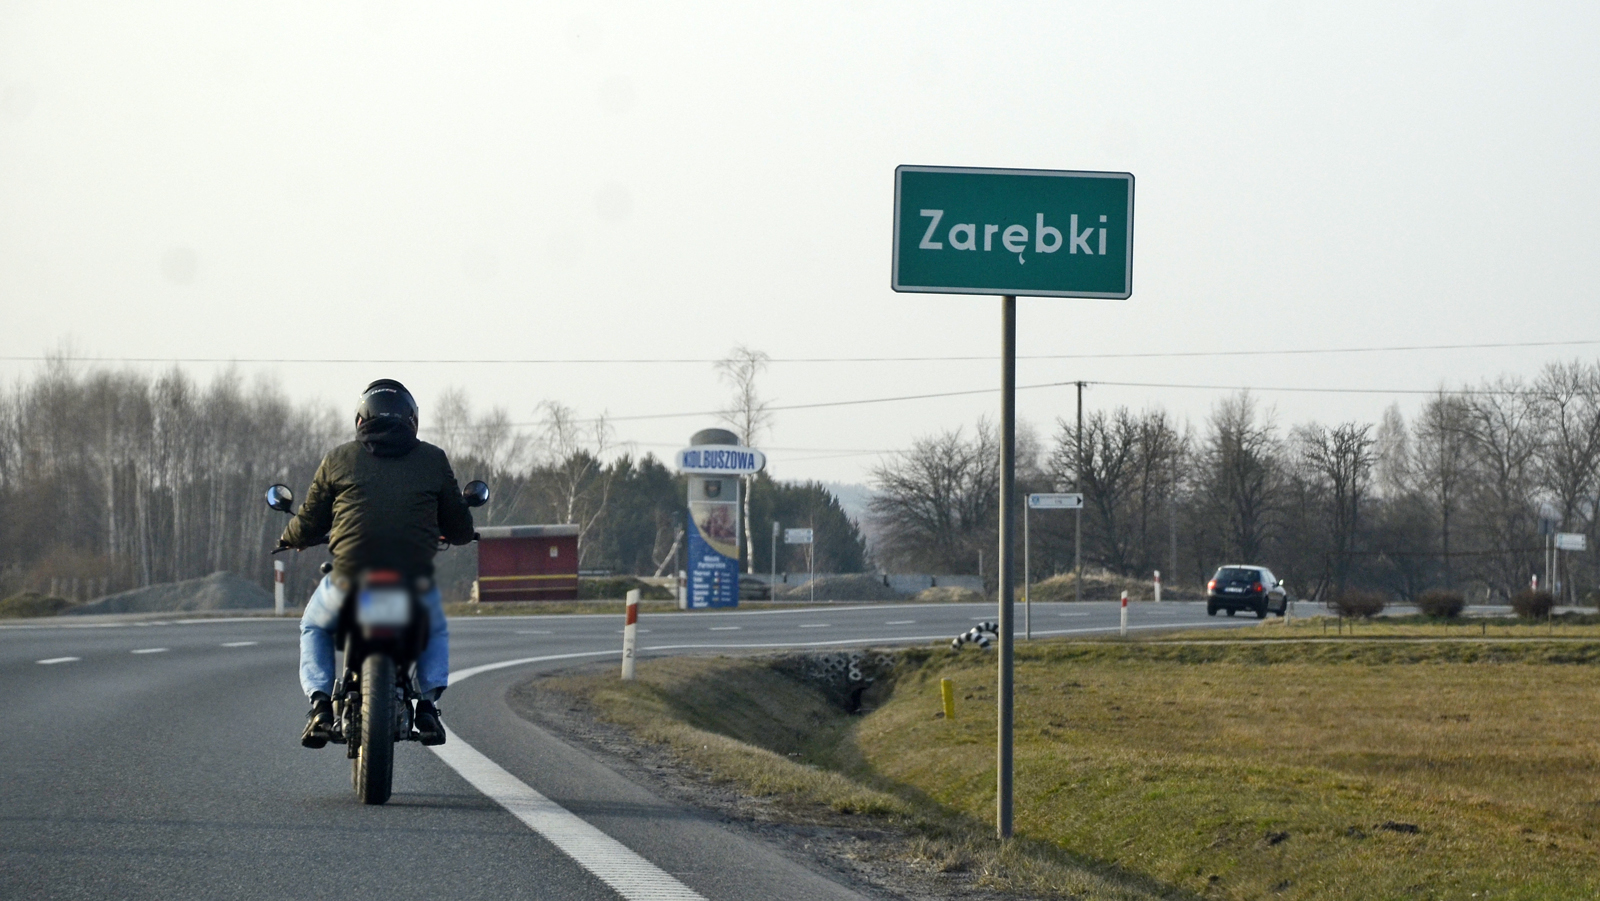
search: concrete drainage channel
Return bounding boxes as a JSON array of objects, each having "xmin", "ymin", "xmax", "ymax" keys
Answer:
[{"xmin": 774, "ymin": 650, "xmax": 900, "ymax": 713}]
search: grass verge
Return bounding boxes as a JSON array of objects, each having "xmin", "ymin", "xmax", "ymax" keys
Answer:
[
  {"xmin": 542, "ymin": 634, "xmax": 1600, "ymax": 900},
  {"xmin": 1162, "ymin": 613, "xmax": 1600, "ymax": 641},
  {"xmin": 537, "ymin": 656, "xmax": 1191, "ymax": 900}
]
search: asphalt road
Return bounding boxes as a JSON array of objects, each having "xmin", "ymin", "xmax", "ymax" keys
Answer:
[{"xmin": 0, "ymin": 600, "xmax": 1243, "ymax": 900}]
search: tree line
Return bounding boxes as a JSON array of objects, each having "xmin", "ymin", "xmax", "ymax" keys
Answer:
[
  {"xmin": 868, "ymin": 361, "xmax": 1600, "ymax": 604},
  {"xmin": 0, "ymin": 362, "xmax": 865, "ymax": 604}
]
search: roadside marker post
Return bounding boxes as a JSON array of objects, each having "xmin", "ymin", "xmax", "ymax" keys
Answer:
[
  {"xmin": 894, "ymin": 165, "xmax": 1134, "ymax": 840},
  {"xmin": 621, "ymin": 589, "xmax": 639, "ymax": 680},
  {"xmin": 1120, "ymin": 590, "xmax": 1129, "ymax": 637},
  {"xmin": 941, "ymin": 678, "xmax": 956, "ymax": 720},
  {"xmin": 1153, "ymin": 570, "xmax": 1161, "ymax": 603},
  {"xmin": 273, "ymin": 560, "xmax": 285, "ymax": 616}
]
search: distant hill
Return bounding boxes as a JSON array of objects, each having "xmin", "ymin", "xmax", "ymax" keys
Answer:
[{"xmin": 63, "ymin": 572, "xmax": 273, "ymax": 615}]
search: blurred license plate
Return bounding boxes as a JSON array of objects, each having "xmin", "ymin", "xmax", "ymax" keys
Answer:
[
  {"xmin": 1225, "ymin": 587, "xmax": 1244, "ymax": 593},
  {"xmin": 358, "ymin": 588, "xmax": 411, "ymax": 626}
]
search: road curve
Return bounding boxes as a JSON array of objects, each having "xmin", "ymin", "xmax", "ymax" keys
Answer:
[{"xmin": 0, "ymin": 600, "xmax": 1240, "ymax": 900}]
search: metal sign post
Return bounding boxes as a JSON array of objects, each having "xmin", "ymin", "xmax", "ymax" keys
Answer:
[
  {"xmin": 893, "ymin": 164, "xmax": 1134, "ymax": 840},
  {"xmin": 785, "ymin": 528, "xmax": 815, "ymax": 603},
  {"xmin": 1024, "ymin": 493, "xmax": 1084, "ymax": 639},
  {"xmin": 770, "ymin": 521, "xmax": 780, "ymax": 601}
]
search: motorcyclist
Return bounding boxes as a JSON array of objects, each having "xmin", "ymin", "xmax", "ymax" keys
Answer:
[{"xmin": 279, "ymin": 379, "xmax": 475, "ymax": 749}]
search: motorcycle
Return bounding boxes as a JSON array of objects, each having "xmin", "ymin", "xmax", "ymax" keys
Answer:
[{"xmin": 265, "ymin": 479, "xmax": 489, "ymax": 805}]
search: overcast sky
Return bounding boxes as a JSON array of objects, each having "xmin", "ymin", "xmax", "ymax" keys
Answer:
[{"xmin": 3, "ymin": 1, "xmax": 1597, "ymax": 485}]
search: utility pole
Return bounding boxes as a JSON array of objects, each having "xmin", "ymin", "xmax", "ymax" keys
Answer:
[{"xmin": 1075, "ymin": 380, "xmax": 1084, "ymax": 605}]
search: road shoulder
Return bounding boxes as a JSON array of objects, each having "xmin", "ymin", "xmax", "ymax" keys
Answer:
[{"xmin": 505, "ymin": 660, "xmax": 1024, "ymax": 901}]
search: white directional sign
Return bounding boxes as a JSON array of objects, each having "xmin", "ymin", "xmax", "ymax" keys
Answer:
[
  {"xmin": 1028, "ymin": 493, "xmax": 1083, "ymax": 510},
  {"xmin": 784, "ymin": 528, "xmax": 814, "ymax": 544},
  {"xmin": 1555, "ymin": 532, "xmax": 1588, "ymax": 551}
]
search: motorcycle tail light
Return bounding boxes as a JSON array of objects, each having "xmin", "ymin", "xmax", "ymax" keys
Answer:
[{"xmin": 367, "ymin": 569, "xmax": 403, "ymax": 587}]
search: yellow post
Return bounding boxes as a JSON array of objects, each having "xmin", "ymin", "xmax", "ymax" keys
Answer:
[{"xmin": 941, "ymin": 678, "xmax": 955, "ymax": 720}]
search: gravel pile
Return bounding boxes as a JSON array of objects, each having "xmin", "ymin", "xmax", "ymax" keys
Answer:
[{"xmin": 63, "ymin": 571, "xmax": 274, "ymax": 615}]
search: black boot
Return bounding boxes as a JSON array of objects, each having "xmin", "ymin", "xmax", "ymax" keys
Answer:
[
  {"xmin": 415, "ymin": 699, "xmax": 445, "ymax": 746},
  {"xmin": 301, "ymin": 694, "xmax": 335, "ymax": 749}
]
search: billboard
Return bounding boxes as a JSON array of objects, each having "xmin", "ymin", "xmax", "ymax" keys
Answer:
[{"xmin": 686, "ymin": 479, "xmax": 739, "ymax": 608}]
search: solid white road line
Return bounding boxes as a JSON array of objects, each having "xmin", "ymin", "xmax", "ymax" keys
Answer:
[
  {"xmin": 885, "ymin": 620, "xmax": 915, "ymax": 625},
  {"xmin": 131, "ymin": 648, "xmax": 168, "ymax": 654},
  {"xmin": 798, "ymin": 624, "xmax": 831, "ymax": 628},
  {"xmin": 431, "ymin": 729, "xmax": 705, "ymax": 901},
  {"xmin": 438, "ymin": 650, "xmax": 705, "ymax": 901},
  {"xmin": 36, "ymin": 657, "xmax": 79, "ymax": 665},
  {"xmin": 516, "ymin": 630, "xmax": 553, "ymax": 635},
  {"xmin": 221, "ymin": 641, "xmax": 258, "ymax": 647},
  {"xmin": 708, "ymin": 626, "xmax": 740, "ymax": 631}
]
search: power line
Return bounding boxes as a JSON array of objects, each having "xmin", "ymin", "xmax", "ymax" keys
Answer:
[
  {"xmin": 2, "ymin": 337, "xmax": 1596, "ymax": 366},
  {"xmin": 516, "ymin": 377, "xmax": 1508, "ymax": 426}
]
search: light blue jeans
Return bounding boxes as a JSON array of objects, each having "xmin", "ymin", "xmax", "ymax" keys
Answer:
[{"xmin": 298, "ymin": 574, "xmax": 449, "ymax": 701}]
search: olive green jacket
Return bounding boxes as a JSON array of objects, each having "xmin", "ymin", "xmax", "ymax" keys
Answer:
[{"xmin": 279, "ymin": 440, "xmax": 475, "ymax": 576}]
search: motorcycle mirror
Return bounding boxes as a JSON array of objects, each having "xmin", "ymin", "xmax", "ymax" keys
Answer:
[
  {"xmin": 265, "ymin": 484, "xmax": 295, "ymax": 514},
  {"xmin": 462, "ymin": 480, "xmax": 490, "ymax": 508}
]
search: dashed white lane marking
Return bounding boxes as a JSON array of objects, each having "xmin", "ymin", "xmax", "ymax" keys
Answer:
[
  {"xmin": 708, "ymin": 626, "xmax": 740, "ymax": 631},
  {"xmin": 131, "ymin": 648, "xmax": 168, "ymax": 655},
  {"xmin": 885, "ymin": 620, "xmax": 915, "ymax": 625},
  {"xmin": 516, "ymin": 630, "xmax": 553, "ymax": 635},
  {"xmin": 36, "ymin": 657, "xmax": 80, "ymax": 665},
  {"xmin": 439, "ymin": 650, "xmax": 705, "ymax": 901},
  {"xmin": 1058, "ymin": 612, "xmax": 1089, "ymax": 617},
  {"xmin": 221, "ymin": 641, "xmax": 258, "ymax": 647},
  {"xmin": 798, "ymin": 624, "xmax": 831, "ymax": 628}
]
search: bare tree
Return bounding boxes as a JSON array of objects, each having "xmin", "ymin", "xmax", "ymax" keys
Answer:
[
  {"xmin": 1460, "ymin": 378, "xmax": 1543, "ymax": 596},
  {"xmin": 868, "ymin": 422, "xmax": 998, "ymax": 573},
  {"xmin": 1413, "ymin": 392, "xmax": 1472, "ymax": 588},
  {"xmin": 715, "ymin": 346, "xmax": 773, "ymax": 574},
  {"xmin": 1052, "ymin": 408, "xmax": 1139, "ymax": 571},
  {"xmin": 1296, "ymin": 421, "xmax": 1376, "ymax": 591},
  {"xmin": 1197, "ymin": 393, "xmax": 1281, "ymax": 563},
  {"xmin": 532, "ymin": 401, "xmax": 615, "ymax": 566},
  {"xmin": 1533, "ymin": 361, "xmax": 1600, "ymax": 601}
]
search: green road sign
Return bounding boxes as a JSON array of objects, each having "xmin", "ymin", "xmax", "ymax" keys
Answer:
[{"xmin": 892, "ymin": 165, "xmax": 1134, "ymax": 299}]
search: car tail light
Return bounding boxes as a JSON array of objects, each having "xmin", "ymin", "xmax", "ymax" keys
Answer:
[
  {"xmin": 1207, "ymin": 580, "xmax": 1216, "ymax": 591},
  {"xmin": 1253, "ymin": 583, "xmax": 1263, "ymax": 593}
]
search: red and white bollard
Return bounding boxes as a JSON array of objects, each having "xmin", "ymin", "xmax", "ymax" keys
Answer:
[
  {"xmin": 621, "ymin": 588, "xmax": 639, "ymax": 680},
  {"xmin": 1153, "ymin": 570, "xmax": 1162, "ymax": 604},
  {"xmin": 273, "ymin": 560, "xmax": 285, "ymax": 617},
  {"xmin": 1120, "ymin": 590, "xmax": 1129, "ymax": 638}
]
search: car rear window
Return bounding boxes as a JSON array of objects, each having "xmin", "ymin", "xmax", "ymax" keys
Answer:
[{"xmin": 1217, "ymin": 568, "xmax": 1260, "ymax": 582}]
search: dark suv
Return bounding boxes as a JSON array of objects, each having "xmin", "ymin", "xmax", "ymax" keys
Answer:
[{"xmin": 1206, "ymin": 565, "xmax": 1288, "ymax": 618}]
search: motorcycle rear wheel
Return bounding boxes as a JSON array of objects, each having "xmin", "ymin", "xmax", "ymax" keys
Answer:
[{"xmin": 354, "ymin": 654, "xmax": 396, "ymax": 805}]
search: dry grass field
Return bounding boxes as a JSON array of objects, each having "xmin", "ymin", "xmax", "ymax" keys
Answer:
[{"xmin": 545, "ymin": 630, "xmax": 1600, "ymax": 899}]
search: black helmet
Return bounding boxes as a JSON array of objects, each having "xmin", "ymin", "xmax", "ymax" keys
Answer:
[{"xmin": 356, "ymin": 379, "xmax": 418, "ymax": 431}]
